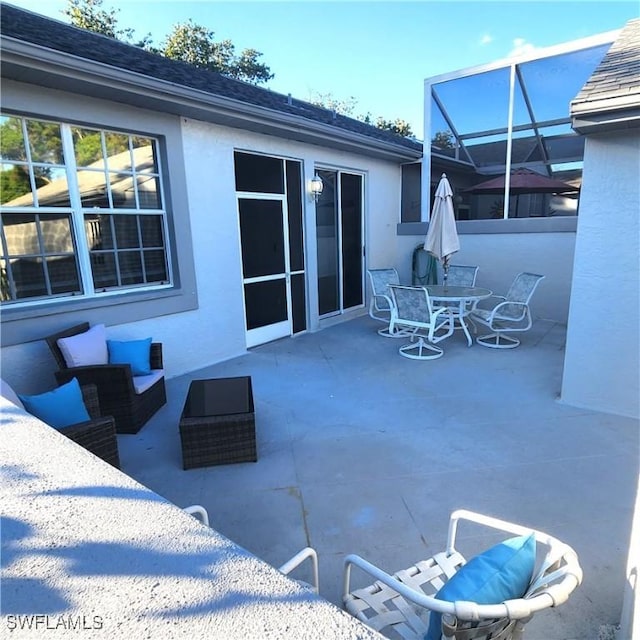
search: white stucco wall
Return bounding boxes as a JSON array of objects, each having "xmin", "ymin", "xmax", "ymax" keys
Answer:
[
  {"xmin": 0, "ymin": 88, "xmax": 403, "ymax": 393},
  {"xmin": 395, "ymin": 231, "xmax": 576, "ymax": 323},
  {"xmin": 561, "ymin": 132, "xmax": 640, "ymax": 419},
  {"xmin": 157, "ymin": 119, "xmax": 402, "ymax": 376}
]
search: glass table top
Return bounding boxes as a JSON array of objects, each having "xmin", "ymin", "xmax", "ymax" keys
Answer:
[{"xmin": 425, "ymin": 285, "xmax": 492, "ymax": 300}]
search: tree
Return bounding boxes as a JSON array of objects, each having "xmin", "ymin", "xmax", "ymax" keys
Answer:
[
  {"xmin": 64, "ymin": 0, "xmax": 135, "ymax": 41},
  {"xmin": 63, "ymin": 0, "xmax": 272, "ymax": 84},
  {"xmin": 309, "ymin": 92, "xmax": 358, "ymax": 117},
  {"xmin": 311, "ymin": 93, "xmax": 415, "ymax": 139},
  {"xmin": 373, "ymin": 116, "xmax": 413, "ymax": 138},
  {"xmin": 431, "ymin": 130, "xmax": 455, "ymax": 149},
  {"xmin": 161, "ymin": 21, "xmax": 273, "ymax": 83}
]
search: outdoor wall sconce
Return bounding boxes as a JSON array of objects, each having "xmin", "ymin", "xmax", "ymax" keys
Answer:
[{"xmin": 310, "ymin": 174, "xmax": 323, "ymax": 202}]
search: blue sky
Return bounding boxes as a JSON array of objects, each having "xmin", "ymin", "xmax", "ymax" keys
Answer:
[{"xmin": 6, "ymin": 1, "xmax": 639, "ymax": 138}]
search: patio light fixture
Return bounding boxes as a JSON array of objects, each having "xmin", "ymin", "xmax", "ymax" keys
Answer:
[{"xmin": 310, "ymin": 174, "xmax": 323, "ymax": 202}]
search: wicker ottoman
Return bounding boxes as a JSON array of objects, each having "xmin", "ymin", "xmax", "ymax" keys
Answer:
[{"xmin": 179, "ymin": 377, "xmax": 257, "ymax": 470}]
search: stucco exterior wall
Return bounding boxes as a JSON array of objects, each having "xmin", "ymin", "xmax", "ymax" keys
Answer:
[
  {"xmin": 561, "ymin": 132, "xmax": 640, "ymax": 419},
  {"xmin": 395, "ymin": 232, "xmax": 576, "ymax": 323},
  {"xmin": 0, "ymin": 83, "xmax": 403, "ymax": 394}
]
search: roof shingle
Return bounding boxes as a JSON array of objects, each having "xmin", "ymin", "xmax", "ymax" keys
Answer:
[
  {"xmin": 0, "ymin": 3, "xmax": 422, "ymax": 152},
  {"xmin": 572, "ymin": 18, "xmax": 640, "ymax": 115}
]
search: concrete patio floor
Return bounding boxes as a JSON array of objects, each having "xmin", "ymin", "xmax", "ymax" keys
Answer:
[{"xmin": 118, "ymin": 315, "xmax": 639, "ymax": 640}]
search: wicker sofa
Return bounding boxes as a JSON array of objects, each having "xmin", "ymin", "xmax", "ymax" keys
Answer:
[{"xmin": 46, "ymin": 322, "xmax": 166, "ymax": 435}]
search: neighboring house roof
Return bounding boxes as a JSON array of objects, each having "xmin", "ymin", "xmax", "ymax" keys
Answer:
[
  {"xmin": 571, "ymin": 18, "xmax": 640, "ymax": 134},
  {"xmin": 0, "ymin": 3, "xmax": 422, "ymax": 162}
]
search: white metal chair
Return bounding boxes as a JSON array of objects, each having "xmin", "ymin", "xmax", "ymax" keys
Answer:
[
  {"xmin": 183, "ymin": 505, "xmax": 319, "ymax": 593},
  {"xmin": 470, "ymin": 272, "xmax": 545, "ymax": 349},
  {"xmin": 367, "ymin": 268, "xmax": 408, "ymax": 338},
  {"xmin": 388, "ymin": 285, "xmax": 454, "ymax": 360},
  {"xmin": 343, "ymin": 509, "xmax": 582, "ymax": 640},
  {"xmin": 434, "ymin": 265, "xmax": 480, "ymax": 328},
  {"xmin": 183, "ymin": 504, "xmax": 210, "ymax": 526},
  {"xmin": 445, "ymin": 265, "xmax": 479, "ymax": 287}
]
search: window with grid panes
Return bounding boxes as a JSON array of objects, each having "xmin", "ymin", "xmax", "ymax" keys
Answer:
[{"xmin": 0, "ymin": 114, "xmax": 171, "ymax": 305}]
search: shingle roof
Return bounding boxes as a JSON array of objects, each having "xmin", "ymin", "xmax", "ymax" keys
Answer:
[
  {"xmin": 0, "ymin": 3, "xmax": 422, "ymax": 153},
  {"xmin": 571, "ymin": 18, "xmax": 640, "ymax": 119}
]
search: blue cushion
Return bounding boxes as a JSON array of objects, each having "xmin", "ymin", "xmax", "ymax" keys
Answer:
[
  {"xmin": 19, "ymin": 378, "xmax": 90, "ymax": 430},
  {"xmin": 425, "ymin": 534, "xmax": 536, "ymax": 640},
  {"xmin": 107, "ymin": 338, "xmax": 152, "ymax": 376}
]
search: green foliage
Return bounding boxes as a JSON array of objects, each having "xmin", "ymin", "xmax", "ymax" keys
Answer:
[
  {"xmin": 431, "ymin": 130, "xmax": 455, "ymax": 149},
  {"xmin": 309, "ymin": 92, "xmax": 358, "ymax": 117},
  {"xmin": 311, "ymin": 93, "xmax": 415, "ymax": 139},
  {"xmin": 64, "ymin": 0, "xmax": 272, "ymax": 84},
  {"xmin": 0, "ymin": 166, "xmax": 32, "ymax": 203},
  {"xmin": 160, "ymin": 20, "xmax": 273, "ymax": 83},
  {"xmin": 373, "ymin": 117, "xmax": 413, "ymax": 138},
  {"xmin": 64, "ymin": 0, "xmax": 134, "ymax": 40}
]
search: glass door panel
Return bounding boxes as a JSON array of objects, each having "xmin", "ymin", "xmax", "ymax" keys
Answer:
[
  {"xmin": 239, "ymin": 199, "xmax": 285, "ymax": 278},
  {"xmin": 316, "ymin": 170, "xmax": 339, "ymax": 316},
  {"xmin": 244, "ymin": 279, "xmax": 287, "ymax": 329},
  {"xmin": 315, "ymin": 169, "xmax": 364, "ymax": 317},
  {"xmin": 340, "ymin": 173, "xmax": 363, "ymax": 310},
  {"xmin": 238, "ymin": 197, "xmax": 289, "ymax": 346}
]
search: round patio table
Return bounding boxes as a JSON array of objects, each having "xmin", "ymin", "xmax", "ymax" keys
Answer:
[{"xmin": 426, "ymin": 285, "xmax": 492, "ymax": 347}]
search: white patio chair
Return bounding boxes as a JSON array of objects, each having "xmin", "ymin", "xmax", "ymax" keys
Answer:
[
  {"xmin": 343, "ymin": 509, "xmax": 582, "ymax": 640},
  {"xmin": 388, "ymin": 285, "xmax": 454, "ymax": 360},
  {"xmin": 434, "ymin": 265, "xmax": 480, "ymax": 326},
  {"xmin": 367, "ymin": 268, "xmax": 409, "ymax": 338},
  {"xmin": 445, "ymin": 265, "xmax": 479, "ymax": 287},
  {"xmin": 470, "ymin": 272, "xmax": 545, "ymax": 349},
  {"xmin": 183, "ymin": 505, "xmax": 319, "ymax": 593}
]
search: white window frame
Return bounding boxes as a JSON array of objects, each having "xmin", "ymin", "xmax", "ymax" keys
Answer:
[{"xmin": 0, "ymin": 114, "xmax": 173, "ymax": 308}]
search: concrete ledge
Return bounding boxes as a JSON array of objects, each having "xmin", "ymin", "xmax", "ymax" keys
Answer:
[
  {"xmin": 0, "ymin": 398, "xmax": 381, "ymax": 639},
  {"xmin": 398, "ymin": 216, "xmax": 578, "ymax": 235}
]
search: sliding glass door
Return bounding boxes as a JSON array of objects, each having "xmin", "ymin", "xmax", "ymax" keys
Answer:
[{"xmin": 315, "ymin": 169, "xmax": 363, "ymax": 317}]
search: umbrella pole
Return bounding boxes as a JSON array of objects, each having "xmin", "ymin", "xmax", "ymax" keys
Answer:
[{"xmin": 443, "ymin": 257, "xmax": 450, "ymax": 291}]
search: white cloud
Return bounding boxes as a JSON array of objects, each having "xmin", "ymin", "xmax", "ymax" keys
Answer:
[
  {"xmin": 480, "ymin": 34, "xmax": 493, "ymax": 45},
  {"xmin": 508, "ymin": 38, "xmax": 536, "ymax": 58}
]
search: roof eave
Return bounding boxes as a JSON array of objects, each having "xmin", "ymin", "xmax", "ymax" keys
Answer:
[
  {"xmin": 570, "ymin": 102, "xmax": 640, "ymax": 134},
  {"xmin": 1, "ymin": 37, "xmax": 422, "ymax": 163}
]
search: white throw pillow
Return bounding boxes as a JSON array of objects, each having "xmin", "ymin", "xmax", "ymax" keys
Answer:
[{"xmin": 57, "ymin": 324, "xmax": 108, "ymax": 368}]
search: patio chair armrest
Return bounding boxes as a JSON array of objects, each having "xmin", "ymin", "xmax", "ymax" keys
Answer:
[
  {"xmin": 447, "ymin": 510, "xmax": 542, "ymax": 550},
  {"xmin": 476, "ymin": 294, "xmax": 506, "ymax": 308},
  {"xmin": 58, "ymin": 415, "xmax": 120, "ymax": 468},
  {"xmin": 56, "ymin": 364, "xmax": 136, "ymax": 394},
  {"xmin": 279, "ymin": 547, "xmax": 319, "ymax": 593},
  {"xmin": 344, "ymin": 553, "xmax": 524, "ymax": 621},
  {"xmin": 150, "ymin": 343, "xmax": 163, "ymax": 370},
  {"xmin": 79, "ymin": 383, "xmax": 101, "ymax": 419},
  {"xmin": 488, "ymin": 300, "xmax": 528, "ymax": 323},
  {"xmin": 431, "ymin": 306, "xmax": 450, "ymax": 321},
  {"xmin": 344, "ymin": 553, "xmax": 451, "ymax": 614},
  {"xmin": 59, "ymin": 415, "xmax": 115, "ymax": 439}
]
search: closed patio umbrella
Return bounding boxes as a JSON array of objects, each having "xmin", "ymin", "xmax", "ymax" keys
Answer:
[{"xmin": 424, "ymin": 173, "xmax": 460, "ymax": 287}]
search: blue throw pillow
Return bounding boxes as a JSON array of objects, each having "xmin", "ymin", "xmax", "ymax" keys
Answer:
[
  {"xmin": 19, "ymin": 378, "xmax": 90, "ymax": 430},
  {"xmin": 425, "ymin": 534, "xmax": 536, "ymax": 640},
  {"xmin": 107, "ymin": 338, "xmax": 152, "ymax": 376}
]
